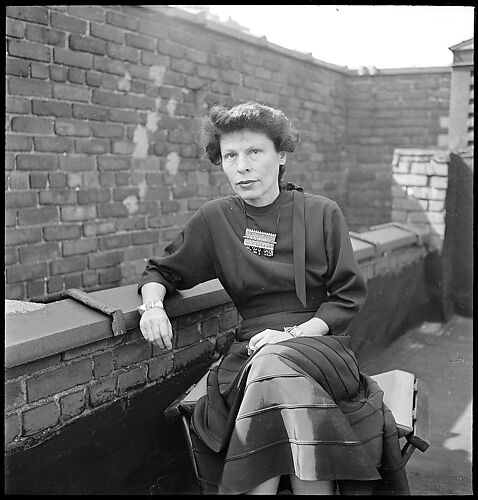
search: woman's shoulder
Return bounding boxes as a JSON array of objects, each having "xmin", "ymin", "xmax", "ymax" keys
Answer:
[
  {"xmin": 198, "ymin": 194, "xmax": 241, "ymax": 217},
  {"xmin": 303, "ymin": 192, "xmax": 341, "ymax": 211}
]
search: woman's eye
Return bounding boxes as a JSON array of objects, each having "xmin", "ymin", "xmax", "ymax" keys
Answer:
[
  {"xmin": 249, "ymin": 149, "xmax": 261, "ymax": 156},
  {"xmin": 223, "ymin": 152, "xmax": 236, "ymax": 160}
]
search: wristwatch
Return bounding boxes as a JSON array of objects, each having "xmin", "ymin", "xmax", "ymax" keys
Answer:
[{"xmin": 137, "ymin": 299, "xmax": 164, "ymax": 315}]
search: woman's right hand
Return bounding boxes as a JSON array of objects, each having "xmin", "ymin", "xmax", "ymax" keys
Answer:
[{"xmin": 139, "ymin": 307, "xmax": 173, "ymax": 350}]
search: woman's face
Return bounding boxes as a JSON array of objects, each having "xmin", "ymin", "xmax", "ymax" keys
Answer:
[{"xmin": 220, "ymin": 129, "xmax": 286, "ymax": 207}]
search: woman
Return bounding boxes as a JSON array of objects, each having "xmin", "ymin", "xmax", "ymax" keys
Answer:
[{"xmin": 138, "ymin": 102, "xmax": 409, "ymax": 495}]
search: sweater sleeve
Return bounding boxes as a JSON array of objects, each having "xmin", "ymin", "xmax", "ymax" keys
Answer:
[
  {"xmin": 137, "ymin": 208, "xmax": 216, "ymax": 296},
  {"xmin": 314, "ymin": 201, "xmax": 367, "ymax": 335}
]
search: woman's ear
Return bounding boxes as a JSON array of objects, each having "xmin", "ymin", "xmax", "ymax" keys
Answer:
[{"xmin": 279, "ymin": 151, "xmax": 287, "ymax": 165}]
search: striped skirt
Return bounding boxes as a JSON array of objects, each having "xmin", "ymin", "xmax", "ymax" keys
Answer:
[{"xmin": 191, "ymin": 335, "xmax": 409, "ymax": 495}]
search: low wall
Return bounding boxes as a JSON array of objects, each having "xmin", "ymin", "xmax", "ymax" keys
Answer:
[{"xmin": 5, "ymin": 222, "xmax": 433, "ymax": 494}]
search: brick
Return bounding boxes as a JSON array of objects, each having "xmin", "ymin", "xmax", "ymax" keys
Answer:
[
  {"xmin": 131, "ymin": 230, "xmax": 160, "ymax": 246},
  {"xmin": 5, "ymin": 133, "xmax": 33, "ymax": 152},
  {"xmin": 53, "ymin": 83, "xmax": 90, "ymax": 102},
  {"xmin": 147, "ymin": 354, "xmax": 173, "ymax": 382},
  {"xmin": 83, "ymin": 221, "xmax": 116, "ymax": 237},
  {"xmin": 90, "ymin": 22, "xmax": 124, "ymax": 43},
  {"xmin": 61, "ymin": 205, "xmax": 97, "ymax": 222},
  {"xmin": 99, "ymin": 233, "xmax": 132, "ymax": 251},
  {"xmin": 430, "ymin": 176, "xmax": 448, "ymax": 189},
  {"xmin": 63, "ymin": 238, "xmax": 98, "ymax": 256},
  {"xmin": 98, "ymin": 157, "xmax": 131, "ymax": 171},
  {"xmin": 68, "ymin": 67, "xmax": 86, "ymax": 84},
  {"xmin": 125, "ymin": 32, "xmax": 155, "ymax": 51},
  {"xmin": 26, "ymin": 278, "xmax": 46, "ymax": 297},
  {"xmin": 28, "ymin": 61, "xmax": 50, "ymax": 80},
  {"xmin": 175, "ymin": 323, "xmax": 200, "ymax": 349},
  {"xmin": 69, "ymin": 34, "xmax": 107, "ymax": 56},
  {"xmin": 64, "ymin": 273, "xmax": 83, "ymax": 290},
  {"xmin": 5, "ymin": 226, "xmax": 42, "ymax": 246},
  {"xmin": 7, "ymin": 6, "xmax": 48, "ymax": 24},
  {"xmin": 18, "ymin": 207, "xmax": 59, "ymax": 226},
  {"xmin": 11, "ymin": 116, "xmax": 52, "ymax": 134},
  {"xmin": 98, "ymin": 267, "xmax": 122, "ymax": 284},
  {"xmin": 50, "ymin": 11, "xmax": 87, "ymax": 33},
  {"xmin": 6, "ymin": 262, "xmax": 48, "ymax": 283},
  {"xmin": 6, "ymin": 57, "xmax": 30, "ymax": 77},
  {"xmin": 54, "ymin": 47, "xmax": 92, "ymax": 69},
  {"xmin": 201, "ymin": 317, "xmax": 220, "ymax": 338},
  {"xmin": 93, "ymin": 352, "xmax": 113, "ymax": 378},
  {"xmin": 173, "ymin": 340, "xmax": 215, "ymax": 371},
  {"xmin": 8, "ymin": 76, "xmax": 51, "ymax": 98},
  {"xmin": 5, "ymin": 283, "xmax": 25, "ymax": 300},
  {"xmin": 49, "ymin": 254, "xmax": 87, "ymax": 275},
  {"xmin": 74, "ymin": 138, "xmax": 109, "ymax": 155},
  {"xmin": 117, "ymin": 217, "xmax": 146, "ymax": 232},
  {"xmin": 93, "ymin": 56, "xmax": 127, "ymax": 76},
  {"xmin": 5, "ymin": 191, "xmax": 36, "ymax": 209},
  {"xmin": 112, "ymin": 141, "xmax": 134, "ymax": 155},
  {"xmin": 6, "ymin": 96, "xmax": 31, "ymax": 114},
  {"xmin": 5, "ymin": 379, "xmax": 25, "ymax": 411},
  {"xmin": 34, "ymin": 136, "xmax": 73, "ymax": 153},
  {"xmin": 85, "ymin": 70, "xmax": 102, "ymax": 87},
  {"xmin": 23, "ymin": 402, "xmax": 60, "ymax": 435},
  {"xmin": 32, "ymin": 99, "xmax": 71, "ymax": 117},
  {"xmin": 66, "ymin": 5, "xmax": 104, "ymax": 21},
  {"xmin": 89, "ymin": 377, "xmax": 117, "ymax": 407},
  {"xmin": 106, "ymin": 11, "xmax": 138, "ymax": 31},
  {"xmin": 5, "ymin": 414, "xmax": 21, "ymax": 445},
  {"xmin": 106, "ymin": 43, "xmax": 139, "ymax": 63},
  {"xmin": 88, "ymin": 250, "xmax": 124, "ymax": 269},
  {"xmin": 109, "ymin": 108, "xmax": 139, "ymax": 123},
  {"xmin": 49, "ymin": 172, "xmax": 68, "ymax": 188},
  {"xmin": 91, "ymin": 123, "xmax": 124, "ymax": 138},
  {"xmin": 77, "ymin": 188, "xmax": 111, "ymax": 204},
  {"xmin": 73, "ymin": 103, "xmax": 109, "ymax": 121},
  {"xmin": 113, "ymin": 341, "xmax": 152, "ymax": 369},
  {"xmin": 5, "ymin": 353, "xmax": 62, "ymax": 381},
  {"xmin": 59, "ymin": 389, "xmax": 87, "ymax": 419},
  {"xmin": 16, "ymin": 154, "xmax": 57, "ymax": 171},
  {"xmin": 6, "ymin": 18, "xmax": 25, "ymax": 38},
  {"xmin": 44, "ymin": 224, "xmax": 81, "ymax": 240},
  {"xmin": 19, "ymin": 242, "xmax": 60, "ymax": 264},
  {"xmin": 117, "ymin": 366, "xmax": 147, "ymax": 395},
  {"xmin": 5, "ymin": 247, "xmax": 19, "ymax": 266},
  {"xmin": 25, "ymin": 24, "xmax": 65, "ymax": 46},
  {"xmin": 55, "ymin": 120, "xmax": 90, "ymax": 137},
  {"xmin": 50, "ymin": 65, "xmax": 68, "ymax": 82}
]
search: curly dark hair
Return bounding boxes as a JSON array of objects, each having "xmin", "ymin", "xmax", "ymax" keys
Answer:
[{"xmin": 200, "ymin": 102, "xmax": 300, "ymax": 185}]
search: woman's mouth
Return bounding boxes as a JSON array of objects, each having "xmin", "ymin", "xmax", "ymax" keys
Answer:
[{"xmin": 237, "ymin": 180, "xmax": 258, "ymax": 188}]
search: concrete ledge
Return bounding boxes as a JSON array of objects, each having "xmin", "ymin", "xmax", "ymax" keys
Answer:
[{"xmin": 5, "ymin": 222, "xmax": 428, "ymax": 369}]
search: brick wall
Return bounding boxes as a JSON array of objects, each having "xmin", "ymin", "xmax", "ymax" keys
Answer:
[
  {"xmin": 5, "ymin": 5, "xmax": 450, "ymax": 300},
  {"xmin": 344, "ymin": 70, "xmax": 451, "ymax": 230},
  {"xmin": 391, "ymin": 149, "xmax": 450, "ymax": 251}
]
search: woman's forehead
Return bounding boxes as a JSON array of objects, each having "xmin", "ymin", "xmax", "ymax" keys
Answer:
[{"xmin": 219, "ymin": 129, "xmax": 272, "ymax": 149}]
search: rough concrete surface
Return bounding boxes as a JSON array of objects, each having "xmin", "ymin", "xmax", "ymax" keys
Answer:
[{"xmin": 364, "ymin": 314, "xmax": 473, "ymax": 496}]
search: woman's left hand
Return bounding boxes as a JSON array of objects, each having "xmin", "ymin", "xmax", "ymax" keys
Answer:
[{"xmin": 247, "ymin": 329, "xmax": 292, "ymax": 355}]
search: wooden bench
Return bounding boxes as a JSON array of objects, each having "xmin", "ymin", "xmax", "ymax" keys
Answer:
[{"xmin": 165, "ymin": 362, "xmax": 430, "ymax": 494}]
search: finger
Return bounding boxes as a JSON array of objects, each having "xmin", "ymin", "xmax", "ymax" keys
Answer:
[
  {"xmin": 248, "ymin": 330, "xmax": 266, "ymax": 350},
  {"xmin": 163, "ymin": 322, "xmax": 173, "ymax": 350}
]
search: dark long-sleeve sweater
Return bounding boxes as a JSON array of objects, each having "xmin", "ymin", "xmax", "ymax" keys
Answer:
[{"xmin": 138, "ymin": 189, "xmax": 366, "ymax": 336}]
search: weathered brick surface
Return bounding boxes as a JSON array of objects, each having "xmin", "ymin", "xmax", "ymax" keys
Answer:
[
  {"xmin": 5, "ymin": 379, "xmax": 26, "ymax": 411},
  {"xmin": 113, "ymin": 341, "xmax": 152, "ymax": 369},
  {"xmin": 5, "ymin": 413, "xmax": 22, "ymax": 445},
  {"xmin": 59, "ymin": 389, "xmax": 87, "ymax": 418},
  {"xmin": 26, "ymin": 359, "xmax": 93, "ymax": 402},
  {"xmin": 22, "ymin": 401, "xmax": 60, "ymax": 435},
  {"xmin": 5, "ymin": 4, "xmax": 450, "ymax": 300},
  {"xmin": 89, "ymin": 377, "xmax": 117, "ymax": 407},
  {"xmin": 117, "ymin": 365, "xmax": 147, "ymax": 394}
]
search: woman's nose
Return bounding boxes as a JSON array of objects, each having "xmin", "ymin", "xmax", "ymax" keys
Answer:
[{"xmin": 236, "ymin": 155, "xmax": 250, "ymax": 173}]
